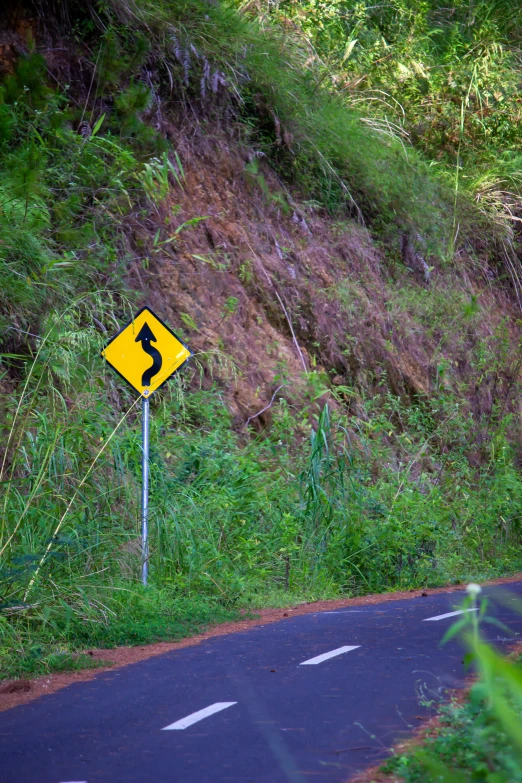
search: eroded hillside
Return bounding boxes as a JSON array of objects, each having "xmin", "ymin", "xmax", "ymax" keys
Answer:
[{"xmin": 143, "ymin": 134, "xmax": 522, "ymax": 431}]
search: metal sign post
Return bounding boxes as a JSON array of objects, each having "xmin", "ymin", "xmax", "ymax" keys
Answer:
[
  {"xmin": 101, "ymin": 306, "xmax": 191, "ymax": 587},
  {"xmin": 141, "ymin": 396, "xmax": 150, "ymax": 585}
]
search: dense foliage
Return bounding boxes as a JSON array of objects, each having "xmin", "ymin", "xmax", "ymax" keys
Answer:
[
  {"xmin": 264, "ymin": 0, "xmax": 522, "ymax": 201},
  {"xmin": 259, "ymin": 0, "xmax": 522, "ymax": 282}
]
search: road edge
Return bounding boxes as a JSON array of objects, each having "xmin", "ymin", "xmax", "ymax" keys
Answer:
[{"xmin": 1, "ymin": 572, "xmax": 521, "ymax": 713}]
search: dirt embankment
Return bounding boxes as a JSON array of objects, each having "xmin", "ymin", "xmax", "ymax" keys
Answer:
[{"xmin": 121, "ymin": 129, "xmax": 522, "ymax": 447}]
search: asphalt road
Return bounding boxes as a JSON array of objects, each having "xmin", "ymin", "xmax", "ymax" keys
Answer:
[{"xmin": 2, "ymin": 582, "xmax": 522, "ymax": 783}]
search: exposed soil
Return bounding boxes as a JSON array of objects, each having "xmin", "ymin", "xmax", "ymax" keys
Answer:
[
  {"xmin": 2, "ymin": 573, "xmax": 521, "ymax": 714},
  {"xmin": 133, "ymin": 129, "xmax": 522, "ymax": 436}
]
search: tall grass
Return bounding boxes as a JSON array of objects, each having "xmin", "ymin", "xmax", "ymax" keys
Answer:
[
  {"xmin": 4, "ymin": 373, "xmax": 522, "ymax": 606},
  {"xmin": 261, "ymin": 0, "xmax": 522, "ymax": 264},
  {"xmin": 3, "ymin": 306, "xmax": 522, "ymax": 676}
]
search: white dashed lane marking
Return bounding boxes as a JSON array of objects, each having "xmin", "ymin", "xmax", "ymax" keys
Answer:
[
  {"xmin": 321, "ymin": 610, "xmax": 365, "ymax": 614},
  {"xmin": 299, "ymin": 645, "xmax": 360, "ymax": 665},
  {"xmin": 162, "ymin": 702, "xmax": 237, "ymax": 730},
  {"xmin": 423, "ymin": 608, "xmax": 478, "ymax": 622}
]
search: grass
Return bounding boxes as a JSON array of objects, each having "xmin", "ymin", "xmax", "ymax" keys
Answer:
[
  {"xmin": 3, "ymin": 372, "xmax": 522, "ymax": 680},
  {"xmin": 1, "ymin": 651, "xmax": 112, "ymax": 682},
  {"xmin": 97, "ymin": 0, "xmax": 454, "ymax": 244},
  {"xmin": 0, "ymin": 588, "xmax": 240, "ymax": 680},
  {"xmin": 260, "ymin": 0, "xmax": 522, "ymax": 276}
]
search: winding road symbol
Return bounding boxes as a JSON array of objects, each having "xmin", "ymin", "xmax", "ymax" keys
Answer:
[
  {"xmin": 101, "ymin": 305, "xmax": 191, "ymax": 397},
  {"xmin": 135, "ymin": 321, "xmax": 163, "ymax": 387}
]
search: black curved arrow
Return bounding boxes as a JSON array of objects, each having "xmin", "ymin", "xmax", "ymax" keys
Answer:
[{"xmin": 135, "ymin": 322, "xmax": 163, "ymax": 387}]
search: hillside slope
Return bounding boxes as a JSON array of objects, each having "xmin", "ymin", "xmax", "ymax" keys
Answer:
[{"xmin": 2, "ymin": 0, "xmax": 522, "ymax": 678}]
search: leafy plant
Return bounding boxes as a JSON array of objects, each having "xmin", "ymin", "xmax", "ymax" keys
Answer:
[{"xmin": 143, "ymin": 150, "xmax": 185, "ymax": 205}]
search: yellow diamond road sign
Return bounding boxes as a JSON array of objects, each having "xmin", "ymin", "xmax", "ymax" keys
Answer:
[{"xmin": 101, "ymin": 307, "xmax": 191, "ymax": 397}]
